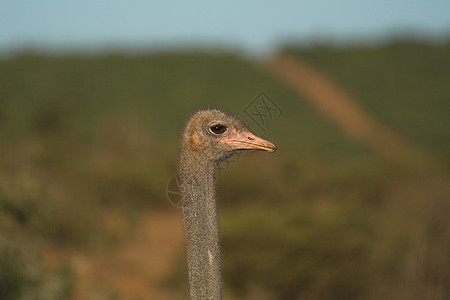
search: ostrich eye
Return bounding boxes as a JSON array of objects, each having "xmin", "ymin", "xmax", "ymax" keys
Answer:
[{"xmin": 209, "ymin": 124, "xmax": 227, "ymax": 135}]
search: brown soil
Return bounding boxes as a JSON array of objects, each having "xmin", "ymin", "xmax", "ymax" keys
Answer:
[
  {"xmin": 266, "ymin": 53, "xmax": 415, "ymax": 159},
  {"xmin": 44, "ymin": 210, "xmax": 185, "ymax": 300}
]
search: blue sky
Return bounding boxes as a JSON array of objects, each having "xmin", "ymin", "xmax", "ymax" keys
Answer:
[{"xmin": 1, "ymin": 0, "xmax": 449, "ymax": 55}]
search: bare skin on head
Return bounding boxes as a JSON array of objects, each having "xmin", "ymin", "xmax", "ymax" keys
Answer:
[{"xmin": 179, "ymin": 109, "xmax": 276, "ymax": 299}]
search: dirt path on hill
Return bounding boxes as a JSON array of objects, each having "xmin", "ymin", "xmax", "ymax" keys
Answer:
[
  {"xmin": 266, "ymin": 53, "xmax": 415, "ymax": 159},
  {"xmin": 45, "ymin": 210, "xmax": 185, "ymax": 300}
]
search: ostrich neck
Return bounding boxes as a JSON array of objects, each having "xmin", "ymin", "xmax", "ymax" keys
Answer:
[{"xmin": 180, "ymin": 153, "xmax": 222, "ymax": 300}]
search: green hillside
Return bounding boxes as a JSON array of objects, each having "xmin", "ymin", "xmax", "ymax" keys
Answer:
[
  {"xmin": 0, "ymin": 40, "xmax": 448, "ymax": 299},
  {"xmin": 284, "ymin": 39, "xmax": 450, "ymax": 159}
]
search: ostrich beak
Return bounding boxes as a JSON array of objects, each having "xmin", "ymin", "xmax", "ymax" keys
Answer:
[{"xmin": 219, "ymin": 131, "xmax": 277, "ymax": 152}]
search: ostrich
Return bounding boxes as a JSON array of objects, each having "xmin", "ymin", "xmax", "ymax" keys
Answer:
[{"xmin": 179, "ymin": 109, "xmax": 276, "ymax": 299}]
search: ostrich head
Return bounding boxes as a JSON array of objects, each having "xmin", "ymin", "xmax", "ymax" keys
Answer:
[
  {"xmin": 179, "ymin": 109, "xmax": 276, "ymax": 299},
  {"xmin": 182, "ymin": 109, "xmax": 276, "ymax": 164}
]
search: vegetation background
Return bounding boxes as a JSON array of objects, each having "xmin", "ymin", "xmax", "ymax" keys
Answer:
[{"xmin": 0, "ymin": 37, "xmax": 449, "ymax": 299}]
